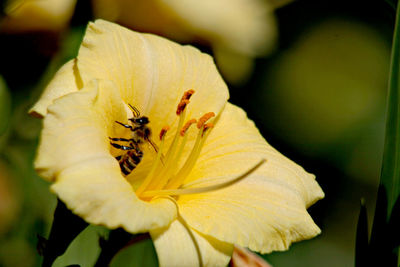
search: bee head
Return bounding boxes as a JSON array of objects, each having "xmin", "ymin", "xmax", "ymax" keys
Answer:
[{"xmin": 130, "ymin": 116, "xmax": 149, "ymax": 125}]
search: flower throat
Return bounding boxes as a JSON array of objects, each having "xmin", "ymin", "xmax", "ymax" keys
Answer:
[{"xmin": 114, "ymin": 90, "xmax": 265, "ymax": 201}]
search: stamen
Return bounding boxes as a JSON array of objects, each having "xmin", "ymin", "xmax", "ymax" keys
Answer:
[
  {"xmin": 202, "ymin": 123, "xmax": 214, "ymax": 137},
  {"xmin": 148, "ymin": 118, "xmax": 196, "ymax": 191},
  {"xmin": 176, "ymin": 100, "xmax": 189, "ymax": 116},
  {"xmin": 160, "ymin": 126, "xmax": 170, "ymax": 140},
  {"xmin": 142, "ymin": 159, "xmax": 266, "ymax": 197},
  {"xmin": 141, "ymin": 91, "xmax": 196, "ymax": 193},
  {"xmin": 136, "ymin": 127, "xmax": 168, "ymax": 196},
  {"xmin": 166, "ymin": 90, "xmax": 196, "ymax": 161},
  {"xmin": 197, "ymin": 112, "xmax": 215, "ymax": 129},
  {"xmin": 135, "ymin": 89, "xmax": 230, "ymax": 200},
  {"xmin": 176, "ymin": 89, "xmax": 195, "ymax": 115},
  {"xmin": 165, "ymin": 125, "xmax": 209, "ymax": 190},
  {"xmin": 180, "ymin": 119, "xmax": 197, "ymax": 136}
]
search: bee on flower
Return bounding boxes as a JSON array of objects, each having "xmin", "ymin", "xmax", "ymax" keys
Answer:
[{"xmin": 31, "ymin": 20, "xmax": 324, "ymax": 266}]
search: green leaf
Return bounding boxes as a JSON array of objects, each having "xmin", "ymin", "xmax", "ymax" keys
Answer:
[
  {"xmin": 52, "ymin": 225, "xmax": 108, "ymax": 267},
  {"xmin": 367, "ymin": 1, "xmax": 400, "ymax": 265},
  {"xmin": 379, "ymin": 0, "xmax": 400, "ymax": 223},
  {"xmin": 94, "ymin": 228, "xmax": 137, "ymax": 267},
  {"xmin": 41, "ymin": 200, "xmax": 88, "ymax": 267},
  {"xmin": 110, "ymin": 238, "xmax": 158, "ymax": 267}
]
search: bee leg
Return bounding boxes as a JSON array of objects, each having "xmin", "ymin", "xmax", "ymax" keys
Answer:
[
  {"xmin": 110, "ymin": 142, "xmax": 136, "ymax": 150},
  {"xmin": 109, "ymin": 137, "xmax": 133, "ymax": 142},
  {"xmin": 131, "ymin": 126, "xmax": 141, "ymax": 132},
  {"xmin": 115, "ymin": 121, "xmax": 133, "ymax": 129}
]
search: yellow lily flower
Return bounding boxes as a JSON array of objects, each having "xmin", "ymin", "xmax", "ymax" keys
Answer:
[
  {"xmin": 2, "ymin": 0, "xmax": 287, "ymax": 83},
  {"xmin": 92, "ymin": 0, "xmax": 280, "ymax": 83},
  {"xmin": 0, "ymin": 0, "xmax": 76, "ymax": 32},
  {"xmin": 31, "ymin": 20, "xmax": 324, "ymax": 266}
]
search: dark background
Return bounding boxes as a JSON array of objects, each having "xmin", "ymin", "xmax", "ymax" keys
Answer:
[{"xmin": 0, "ymin": 0, "xmax": 396, "ymax": 266}]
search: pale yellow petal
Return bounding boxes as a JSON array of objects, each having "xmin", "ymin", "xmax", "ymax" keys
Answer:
[
  {"xmin": 90, "ymin": 0, "xmax": 279, "ymax": 83},
  {"xmin": 159, "ymin": 0, "xmax": 277, "ymax": 56},
  {"xmin": 29, "ymin": 59, "xmax": 81, "ymax": 118},
  {"xmin": 150, "ymin": 217, "xmax": 233, "ymax": 267},
  {"xmin": 177, "ymin": 103, "xmax": 324, "ymax": 253},
  {"xmin": 92, "ymin": 0, "xmax": 277, "ymax": 56},
  {"xmin": 92, "ymin": 0, "xmax": 190, "ymax": 41},
  {"xmin": 35, "ymin": 79, "xmax": 125, "ymax": 181},
  {"xmin": 36, "ymin": 79, "xmax": 177, "ymax": 232},
  {"xmin": 77, "ymin": 19, "xmax": 229, "ymax": 133},
  {"xmin": 52, "ymin": 157, "xmax": 177, "ymax": 233},
  {"xmin": 1, "ymin": 0, "xmax": 76, "ymax": 32}
]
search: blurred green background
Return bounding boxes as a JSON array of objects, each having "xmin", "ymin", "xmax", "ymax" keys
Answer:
[{"xmin": 0, "ymin": 0, "xmax": 395, "ymax": 266}]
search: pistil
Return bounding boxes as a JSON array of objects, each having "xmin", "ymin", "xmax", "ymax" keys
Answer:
[{"xmin": 141, "ymin": 159, "xmax": 266, "ymax": 197}]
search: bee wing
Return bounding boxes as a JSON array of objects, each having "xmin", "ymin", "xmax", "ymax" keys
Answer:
[{"xmin": 146, "ymin": 137, "xmax": 165, "ymax": 164}]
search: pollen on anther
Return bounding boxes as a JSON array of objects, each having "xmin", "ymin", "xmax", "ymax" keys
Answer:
[
  {"xmin": 183, "ymin": 89, "xmax": 195, "ymax": 100},
  {"xmin": 180, "ymin": 119, "xmax": 197, "ymax": 136},
  {"xmin": 159, "ymin": 126, "xmax": 170, "ymax": 140},
  {"xmin": 176, "ymin": 100, "xmax": 189, "ymax": 115},
  {"xmin": 176, "ymin": 89, "xmax": 195, "ymax": 115},
  {"xmin": 202, "ymin": 123, "xmax": 214, "ymax": 136},
  {"xmin": 197, "ymin": 112, "xmax": 215, "ymax": 129}
]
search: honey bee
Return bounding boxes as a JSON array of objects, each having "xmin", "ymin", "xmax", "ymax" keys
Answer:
[{"xmin": 110, "ymin": 104, "xmax": 158, "ymax": 176}]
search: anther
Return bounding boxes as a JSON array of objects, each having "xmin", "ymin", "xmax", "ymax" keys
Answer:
[
  {"xmin": 180, "ymin": 119, "xmax": 197, "ymax": 136},
  {"xmin": 202, "ymin": 123, "xmax": 214, "ymax": 136},
  {"xmin": 159, "ymin": 126, "xmax": 170, "ymax": 140},
  {"xmin": 176, "ymin": 100, "xmax": 189, "ymax": 115},
  {"xmin": 176, "ymin": 89, "xmax": 195, "ymax": 115},
  {"xmin": 197, "ymin": 112, "xmax": 215, "ymax": 129}
]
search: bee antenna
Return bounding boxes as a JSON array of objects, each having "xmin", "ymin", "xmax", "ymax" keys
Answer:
[{"xmin": 128, "ymin": 104, "xmax": 141, "ymax": 117}]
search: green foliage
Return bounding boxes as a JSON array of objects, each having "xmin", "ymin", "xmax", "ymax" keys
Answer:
[
  {"xmin": 53, "ymin": 225, "xmax": 108, "ymax": 267},
  {"xmin": 355, "ymin": 1, "xmax": 400, "ymax": 266},
  {"xmin": 41, "ymin": 200, "xmax": 88, "ymax": 267},
  {"xmin": 110, "ymin": 238, "xmax": 158, "ymax": 267},
  {"xmin": 380, "ymin": 0, "xmax": 400, "ymax": 219}
]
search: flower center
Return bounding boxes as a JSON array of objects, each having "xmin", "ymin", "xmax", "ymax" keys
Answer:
[
  {"xmin": 134, "ymin": 90, "xmax": 266, "ymax": 201},
  {"xmin": 136, "ymin": 90, "xmax": 215, "ymax": 200}
]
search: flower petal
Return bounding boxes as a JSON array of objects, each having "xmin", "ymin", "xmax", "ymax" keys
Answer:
[
  {"xmin": 1, "ymin": 0, "xmax": 76, "ymax": 32},
  {"xmin": 36, "ymin": 79, "xmax": 177, "ymax": 231},
  {"xmin": 150, "ymin": 217, "xmax": 233, "ymax": 267},
  {"xmin": 159, "ymin": 0, "xmax": 276, "ymax": 56},
  {"xmin": 52, "ymin": 157, "xmax": 177, "ymax": 233},
  {"xmin": 76, "ymin": 19, "xmax": 229, "ymax": 132},
  {"xmin": 92, "ymin": 0, "xmax": 189, "ymax": 41},
  {"xmin": 35, "ymin": 79, "xmax": 124, "ymax": 180},
  {"xmin": 178, "ymin": 103, "xmax": 324, "ymax": 253},
  {"xmin": 91, "ymin": 0, "xmax": 277, "ymax": 83},
  {"xmin": 29, "ymin": 59, "xmax": 81, "ymax": 118}
]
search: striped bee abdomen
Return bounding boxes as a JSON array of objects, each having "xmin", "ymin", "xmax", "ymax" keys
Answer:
[{"xmin": 118, "ymin": 149, "xmax": 143, "ymax": 176}]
